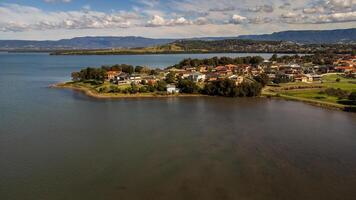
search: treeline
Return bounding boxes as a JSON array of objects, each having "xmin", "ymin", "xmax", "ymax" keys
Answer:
[
  {"xmin": 71, "ymin": 68, "xmax": 106, "ymax": 82},
  {"xmin": 203, "ymin": 79, "xmax": 262, "ymax": 97},
  {"xmin": 269, "ymin": 53, "xmax": 340, "ymax": 65},
  {"xmin": 71, "ymin": 64, "xmax": 157, "ymax": 82},
  {"xmin": 174, "ymin": 39, "xmax": 281, "ymax": 51},
  {"xmin": 170, "ymin": 56, "xmax": 264, "ymax": 69}
]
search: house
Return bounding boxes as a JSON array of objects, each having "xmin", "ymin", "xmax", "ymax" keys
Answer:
[
  {"xmin": 188, "ymin": 72, "xmax": 206, "ymax": 82},
  {"xmin": 106, "ymin": 71, "xmax": 121, "ymax": 81},
  {"xmin": 166, "ymin": 84, "xmax": 180, "ymax": 94},
  {"xmin": 116, "ymin": 73, "xmax": 130, "ymax": 85},
  {"xmin": 206, "ymin": 72, "xmax": 219, "ymax": 82},
  {"xmin": 302, "ymin": 74, "xmax": 322, "ymax": 83},
  {"xmin": 228, "ymin": 75, "xmax": 244, "ymax": 85},
  {"xmin": 129, "ymin": 74, "xmax": 142, "ymax": 84}
]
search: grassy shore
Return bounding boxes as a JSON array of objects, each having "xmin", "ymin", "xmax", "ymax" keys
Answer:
[
  {"xmin": 51, "ymin": 82, "xmax": 205, "ymax": 99},
  {"xmin": 52, "ymin": 73, "xmax": 355, "ymax": 112},
  {"xmin": 262, "ymin": 74, "xmax": 356, "ymax": 111}
]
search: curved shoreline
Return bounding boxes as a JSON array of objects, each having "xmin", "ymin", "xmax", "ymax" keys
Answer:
[
  {"xmin": 262, "ymin": 91, "xmax": 355, "ymax": 112},
  {"xmin": 50, "ymin": 82, "xmax": 206, "ymax": 99},
  {"xmin": 51, "ymin": 82, "xmax": 355, "ymax": 112}
]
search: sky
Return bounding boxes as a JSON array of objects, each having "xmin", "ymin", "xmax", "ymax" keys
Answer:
[{"xmin": 0, "ymin": 0, "xmax": 355, "ymax": 40}]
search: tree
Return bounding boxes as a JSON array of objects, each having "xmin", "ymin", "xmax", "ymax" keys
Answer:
[
  {"xmin": 177, "ymin": 79, "xmax": 199, "ymax": 94},
  {"xmin": 165, "ymin": 72, "xmax": 176, "ymax": 84},
  {"xmin": 270, "ymin": 54, "xmax": 278, "ymax": 61},
  {"xmin": 156, "ymin": 80, "xmax": 167, "ymax": 91},
  {"xmin": 351, "ymin": 50, "xmax": 356, "ymax": 56},
  {"xmin": 71, "ymin": 72, "xmax": 81, "ymax": 82},
  {"xmin": 348, "ymin": 92, "xmax": 356, "ymax": 101},
  {"xmin": 129, "ymin": 82, "xmax": 139, "ymax": 94},
  {"xmin": 135, "ymin": 66, "xmax": 145, "ymax": 73},
  {"xmin": 203, "ymin": 79, "xmax": 262, "ymax": 97},
  {"xmin": 254, "ymin": 73, "xmax": 269, "ymax": 87}
]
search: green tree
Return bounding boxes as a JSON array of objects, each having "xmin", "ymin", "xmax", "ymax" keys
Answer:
[
  {"xmin": 270, "ymin": 54, "xmax": 278, "ymax": 61},
  {"xmin": 349, "ymin": 92, "xmax": 356, "ymax": 101},
  {"xmin": 165, "ymin": 72, "xmax": 176, "ymax": 84},
  {"xmin": 71, "ymin": 72, "xmax": 81, "ymax": 82},
  {"xmin": 254, "ymin": 73, "xmax": 269, "ymax": 87},
  {"xmin": 156, "ymin": 80, "xmax": 167, "ymax": 91},
  {"xmin": 177, "ymin": 79, "xmax": 199, "ymax": 94}
]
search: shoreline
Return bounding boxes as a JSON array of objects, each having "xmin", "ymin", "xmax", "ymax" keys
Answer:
[
  {"xmin": 51, "ymin": 82, "xmax": 355, "ymax": 112},
  {"xmin": 262, "ymin": 91, "xmax": 355, "ymax": 112},
  {"xmin": 50, "ymin": 82, "xmax": 206, "ymax": 99}
]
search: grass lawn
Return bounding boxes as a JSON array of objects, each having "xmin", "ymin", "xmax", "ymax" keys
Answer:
[
  {"xmin": 321, "ymin": 74, "xmax": 356, "ymax": 92},
  {"xmin": 280, "ymin": 89, "xmax": 341, "ymax": 104},
  {"xmin": 264, "ymin": 73, "xmax": 355, "ymax": 110}
]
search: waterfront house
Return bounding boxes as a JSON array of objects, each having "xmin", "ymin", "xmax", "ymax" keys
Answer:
[
  {"xmin": 166, "ymin": 84, "xmax": 180, "ymax": 94},
  {"xmin": 228, "ymin": 75, "xmax": 244, "ymax": 85},
  {"xmin": 116, "ymin": 73, "xmax": 130, "ymax": 85},
  {"xmin": 106, "ymin": 71, "xmax": 121, "ymax": 81},
  {"xmin": 188, "ymin": 72, "xmax": 206, "ymax": 82},
  {"xmin": 302, "ymin": 74, "xmax": 322, "ymax": 83},
  {"xmin": 129, "ymin": 74, "xmax": 142, "ymax": 84}
]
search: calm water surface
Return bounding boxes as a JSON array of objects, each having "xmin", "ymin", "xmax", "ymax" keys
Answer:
[{"xmin": 1, "ymin": 53, "xmax": 356, "ymax": 200}]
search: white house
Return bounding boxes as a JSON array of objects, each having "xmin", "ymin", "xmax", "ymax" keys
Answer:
[
  {"xmin": 188, "ymin": 72, "xmax": 206, "ymax": 82},
  {"xmin": 302, "ymin": 74, "xmax": 322, "ymax": 83},
  {"xmin": 166, "ymin": 84, "xmax": 180, "ymax": 94},
  {"xmin": 129, "ymin": 74, "xmax": 142, "ymax": 84}
]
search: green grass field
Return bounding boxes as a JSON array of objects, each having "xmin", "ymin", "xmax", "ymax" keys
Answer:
[{"xmin": 264, "ymin": 74, "xmax": 356, "ymax": 110}]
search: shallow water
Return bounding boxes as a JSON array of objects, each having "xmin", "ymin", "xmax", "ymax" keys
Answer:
[{"xmin": 1, "ymin": 53, "xmax": 356, "ymax": 200}]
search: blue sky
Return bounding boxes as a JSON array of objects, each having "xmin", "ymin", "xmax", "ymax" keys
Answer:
[{"xmin": 0, "ymin": 0, "xmax": 355, "ymax": 40}]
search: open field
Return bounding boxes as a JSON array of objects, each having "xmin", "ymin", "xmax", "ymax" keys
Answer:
[{"xmin": 263, "ymin": 74, "xmax": 356, "ymax": 111}]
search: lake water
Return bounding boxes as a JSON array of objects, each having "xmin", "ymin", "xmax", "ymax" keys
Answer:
[{"xmin": 1, "ymin": 53, "xmax": 356, "ymax": 200}]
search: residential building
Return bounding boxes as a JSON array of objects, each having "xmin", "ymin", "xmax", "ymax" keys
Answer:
[
  {"xmin": 302, "ymin": 74, "xmax": 322, "ymax": 83},
  {"xmin": 166, "ymin": 84, "xmax": 180, "ymax": 94},
  {"xmin": 188, "ymin": 72, "xmax": 206, "ymax": 82}
]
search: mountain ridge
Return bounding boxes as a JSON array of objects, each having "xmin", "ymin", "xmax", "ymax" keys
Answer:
[{"xmin": 0, "ymin": 28, "xmax": 355, "ymax": 50}]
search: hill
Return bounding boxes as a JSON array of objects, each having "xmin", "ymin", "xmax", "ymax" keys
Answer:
[
  {"xmin": 1, "ymin": 28, "xmax": 355, "ymax": 51},
  {"xmin": 51, "ymin": 39, "xmax": 355, "ymax": 55},
  {"xmin": 237, "ymin": 28, "xmax": 356, "ymax": 44},
  {"xmin": 0, "ymin": 36, "xmax": 174, "ymax": 50}
]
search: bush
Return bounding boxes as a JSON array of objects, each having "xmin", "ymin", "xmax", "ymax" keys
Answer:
[
  {"xmin": 324, "ymin": 88, "xmax": 349, "ymax": 99},
  {"xmin": 203, "ymin": 79, "xmax": 262, "ymax": 97},
  {"xmin": 336, "ymin": 78, "xmax": 341, "ymax": 82},
  {"xmin": 108, "ymin": 86, "xmax": 120, "ymax": 93},
  {"xmin": 139, "ymin": 86, "xmax": 149, "ymax": 93},
  {"xmin": 349, "ymin": 92, "xmax": 356, "ymax": 101},
  {"xmin": 156, "ymin": 80, "xmax": 167, "ymax": 91},
  {"xmin": 177, "ymin": 79, "xmax": 199, "ymax": 94}
]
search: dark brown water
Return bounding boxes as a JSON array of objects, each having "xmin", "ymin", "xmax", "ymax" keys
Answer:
[{"xmin": 1, "ymin": 53, "xmax": 356, "ymax": 200}]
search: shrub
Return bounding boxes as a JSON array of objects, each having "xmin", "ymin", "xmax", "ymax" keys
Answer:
[
  {"xmin": 349, "ymin": 92, "xmax": 356, "ymax": 101},
  {"xmin": 324, "ymin": 88, "xmax": 349, "ymax": 99},
  {"xmin": 139, "ymin": 86, "xmax": 149, "ymax": 93}
]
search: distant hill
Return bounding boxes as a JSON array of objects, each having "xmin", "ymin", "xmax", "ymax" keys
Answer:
[
  {"xmin": 51, "ymin": 39, "xmax": 354, "ymax": 55},
  {"xmin": 237, "ymin": 28, "xmax": 356, "ymax": 44},
  {"xmin": 0, "ymin": 36, "xmax": 175, "ymax": 50},
  {"xmin": 1, "ymin": 28, "xmax": 355, "ymax": 51}
]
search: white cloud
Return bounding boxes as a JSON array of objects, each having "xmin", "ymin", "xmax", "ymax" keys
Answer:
[
  {"xmin": 0, "ymin": 0, "xmax": 355, "ymax": 39},
  {"xmin": 248, "ymin": 5, "xmax": 274, "ymax": 13},
  {"xmin": 146, "ymin": 15, "xmax": 193, "ymax": 27},
  {"xmin": 0, "ymin": 4, "xmax": 139, "ymax": 32},
  {"xmin": 230, "ymin": 14, "xmax": 248, "ymax": 24},
  {"xmin": 146, "ymin": 15, "xmax": 166, "ymax": 26},
  {"xmin": 315, "ymin": 11, "xmax": 356, "ymax": 23}
]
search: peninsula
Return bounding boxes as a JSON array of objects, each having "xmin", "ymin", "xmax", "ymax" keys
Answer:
[{"xmin": 54, "ymin": 54, "xmax": 356, "ymax": 111}]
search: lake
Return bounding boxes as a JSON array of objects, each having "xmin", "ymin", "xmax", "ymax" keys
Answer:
[{"xmin": 1, "ymin": 53, "xmax": 356, "ymax": 200}]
